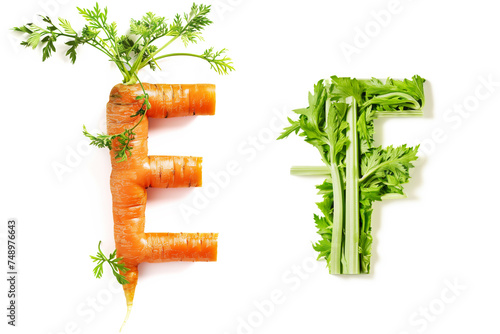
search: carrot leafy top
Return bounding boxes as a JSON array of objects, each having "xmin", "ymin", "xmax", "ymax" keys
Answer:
[
  {"xmin": 13, "ymin": 3, "xmax": 233, "ymax": 162},
  {"xmin": 13, "ymin": 2, "xmax": 234, "ymax": 85}
]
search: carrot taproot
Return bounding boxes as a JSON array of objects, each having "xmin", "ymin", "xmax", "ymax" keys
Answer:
[{"xmin": 107, "ymin": 83, "xmax": 218, "ymax": 328}]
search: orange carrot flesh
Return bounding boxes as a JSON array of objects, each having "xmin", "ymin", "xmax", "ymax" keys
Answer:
[
  {"xmin": 109, "ymin": 83, "xmax": 216, "ymax": 118},
  {"xmin": 149, "ymin": 156, "xmax": 203, "ymax": 188},
  {"xmin": 107, "ymin": 83, "xmax": 218, "ymax": 321}
]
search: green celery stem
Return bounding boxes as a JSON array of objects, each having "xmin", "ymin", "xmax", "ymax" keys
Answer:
[
  {"xmin": 290, "ymin": 166, "xmax": 331, "ymax": 176},
  {"xmin": 327, "ymin": 98, "xmax": 344, "ymax": 275},
  {"xmin": 375, "ymin": 110, "xmax": 423, "ymax": 117},
  {"xmin": 344, "ymin": 97, "xmax": 360, "ymax": 274}
]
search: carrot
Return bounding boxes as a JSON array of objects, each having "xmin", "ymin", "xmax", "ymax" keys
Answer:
[
  {"xmin": 108, "ymin": 83, "xmax": 218, "ymax": 327},
  {"xmin": 13, "ymin": 4, "xmax": 232, "ymax": 329}
]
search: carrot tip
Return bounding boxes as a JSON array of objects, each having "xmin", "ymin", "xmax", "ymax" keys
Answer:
[{"xmin": 119, "ymin": 304, "xmax": 133, "ymax": 332}]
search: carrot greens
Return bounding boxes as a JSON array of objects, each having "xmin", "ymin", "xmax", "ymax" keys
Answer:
[
  {"xmin": 278, "ymin": 75, "xmax": 425, "ymax": 274},
  {"xmin": 13, "ymin": 3, "xmax": 234, "ymax": 83},
  {"xmin": 91, "ymin": 241, "xmax": 130, "ymax": 285},
  {"xmin": 13, "ymin": 2, "xmax": 233, "ymax": 162}
]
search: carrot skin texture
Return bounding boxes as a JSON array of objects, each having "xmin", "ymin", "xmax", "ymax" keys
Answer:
[
  {"xmin": 107, "ymin": 83, "xmax": 218, "ymax": 312},
  {"xmin": 145, "ymin": 233, "xmax": 218, "ymax": 262},
  {"xmin": 149, "ymin": 156, "xmax": 203, "ymax": 188},
  {"xmin": 109, "ymin": 83, "xmax": 216, "ymax": 118}
]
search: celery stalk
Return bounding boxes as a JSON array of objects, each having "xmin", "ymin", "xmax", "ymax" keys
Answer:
[{"xmin": 344, "ymin": 97, "xmax": 360, "ymax": 274}]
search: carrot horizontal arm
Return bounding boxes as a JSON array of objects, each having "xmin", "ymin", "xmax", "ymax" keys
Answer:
[
  {"xmin": 149, "ymin": 156, "xmax": 203, "ymax": 188},
  {"xmin": 145, "ymin": 232, "xmax": 218, "ymax": 262},
  {"xmin": 108, "ymin": 83, "xmax": 216, "ymax": 118}
]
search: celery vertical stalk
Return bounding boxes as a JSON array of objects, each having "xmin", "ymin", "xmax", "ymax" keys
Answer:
[
  {"xmin": 327, "ymin": 98, "xmax": 344, "ymax": 275},
  {"xmin": 344, "ymin": 97, "xmax": 360, "ymax": 274}
]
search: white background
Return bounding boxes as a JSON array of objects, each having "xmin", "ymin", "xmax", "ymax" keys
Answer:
[{"xmin": 1, "ymin": 0, "xmax": 500, "ymax": 333}]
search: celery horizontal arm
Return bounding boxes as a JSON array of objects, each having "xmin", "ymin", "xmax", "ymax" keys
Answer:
[{"xmin": 278, "ymin": 75, "xmax": 425, "ymax": 274}]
